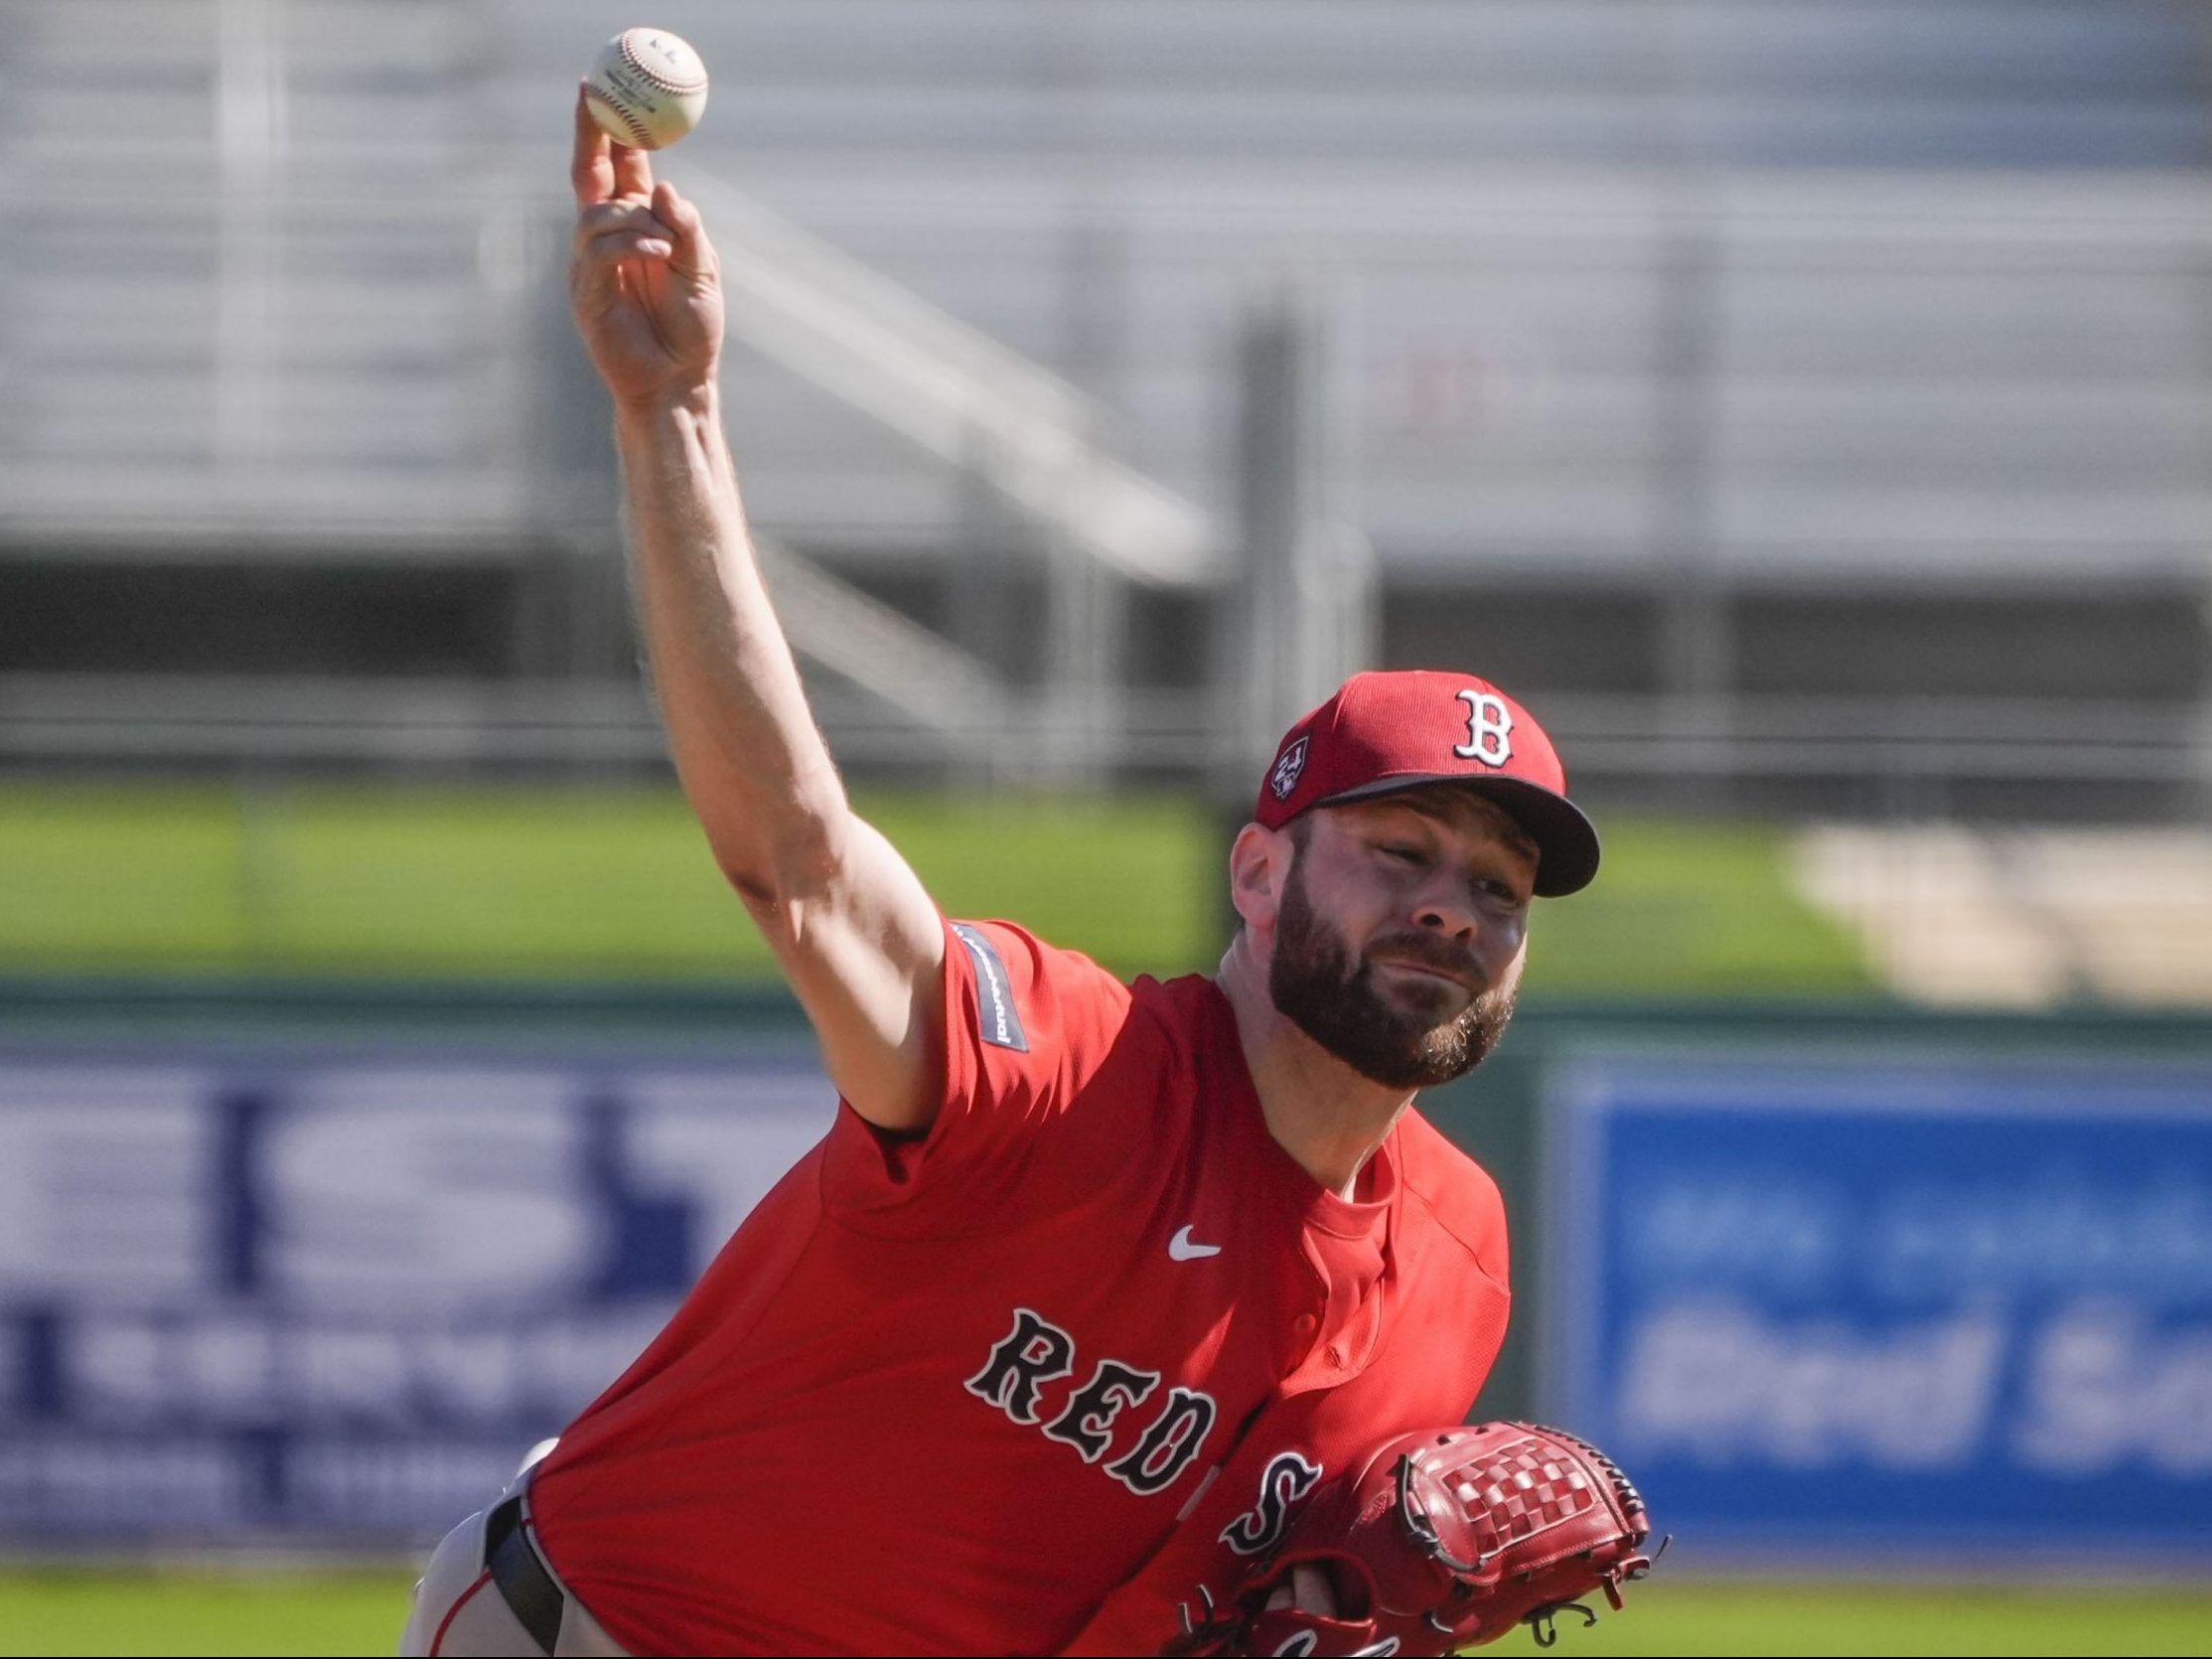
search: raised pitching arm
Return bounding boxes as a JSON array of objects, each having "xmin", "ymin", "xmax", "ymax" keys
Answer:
[{"xmin": 567, "ymin": 91, "xmax": 948, "ymax": 1133}]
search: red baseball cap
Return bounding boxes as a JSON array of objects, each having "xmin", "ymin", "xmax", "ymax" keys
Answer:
[{"xmin": 1253, "ymin": 670, "xmax": 1601, "ymax": 896}]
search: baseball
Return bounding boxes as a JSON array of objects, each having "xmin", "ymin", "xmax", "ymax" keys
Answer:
[{"xmin": 583, "ymin": 28, "xmax": 709, "ymax": 151}]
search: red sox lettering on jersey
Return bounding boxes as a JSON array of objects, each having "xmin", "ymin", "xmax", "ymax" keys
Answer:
[
  {"xmin": 966, "ymin": 1307, "xmax": 1219, "ymax": 1493},
  {"xmin": 1219, "ymin": 1449, "xmax": 1327, "ymax": 1557}
]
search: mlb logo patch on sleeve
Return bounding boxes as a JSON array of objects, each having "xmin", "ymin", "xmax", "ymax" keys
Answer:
[{"xmin": 953, "ymin": 923, "xmax": 1030, "ymax": 1052}]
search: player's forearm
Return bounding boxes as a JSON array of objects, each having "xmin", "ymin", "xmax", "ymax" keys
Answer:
[{"xmin": 614, "ymin": 385, "xmax": 848, "ymax": 884}]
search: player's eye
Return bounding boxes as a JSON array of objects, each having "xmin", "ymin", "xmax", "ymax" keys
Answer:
[
  {"xmin": 1475, "ymin": 874, "xmax": 1531, "ymax": 908},
  {"xmin": 1379, "ymin": 843, "xmax": 1425, "ymax": 865}
]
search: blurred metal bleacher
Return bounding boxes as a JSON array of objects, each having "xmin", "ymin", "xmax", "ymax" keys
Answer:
[{"xmin": 1, "ymin": 0, "xmax": 2210, "ymax": 812}]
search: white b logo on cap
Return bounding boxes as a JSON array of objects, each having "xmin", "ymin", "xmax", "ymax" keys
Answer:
[{"xmin": 1454, "ymin": 689, "xmax": 1514, "ymax": 768}]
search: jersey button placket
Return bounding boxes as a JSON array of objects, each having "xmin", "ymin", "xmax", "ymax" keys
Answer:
[
  {"xmin": 1285, "ymin": 1305, "xmax": 1328, "ymax": 1385},
  {"xmin": 1288, "ymin": 1310, "xmax": 1320, "ymax": 1373}
]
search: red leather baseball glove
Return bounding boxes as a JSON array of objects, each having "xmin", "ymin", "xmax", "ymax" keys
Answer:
[{"xmin": 1167, "ymin": 1422, "xmax": 1657, "ymax": 1658}]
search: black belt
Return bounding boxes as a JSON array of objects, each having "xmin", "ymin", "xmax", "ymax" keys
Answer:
[{"xmin": 485, "ymin": 1493, "xmax": 566, "ymax": 1656}]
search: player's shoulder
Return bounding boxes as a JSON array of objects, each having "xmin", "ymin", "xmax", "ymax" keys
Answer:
[
  {"xmin": 949, "ymin": 918, "xmax": 1217, "ymax": 1083},
  {"xmin": 1395, "ymin": 1109, "xmax": 1510, "ymax": 1283},
  {"xmin": 945, "ymin": 917, "xmax": 1224, "ymax": 1073},
  {"xmin": 950, "ymin": 917, "xmax": 1134, "ymax": 1017}
]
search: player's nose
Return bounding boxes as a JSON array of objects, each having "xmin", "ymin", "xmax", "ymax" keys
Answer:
[{"xmin": 1409, "ymin": 875, "xmax": 1481, "ymax": 942}]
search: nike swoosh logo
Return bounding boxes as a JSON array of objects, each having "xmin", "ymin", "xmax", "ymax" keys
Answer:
[{"xmin": 1168, "ymin": 1225, "xmax": 1223, "ymax": 1262}]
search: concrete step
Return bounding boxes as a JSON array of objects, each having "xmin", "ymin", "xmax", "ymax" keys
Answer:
[{"xmin": 1795, "ymin": 825, "xmax": 2212, "ymax": 1008}]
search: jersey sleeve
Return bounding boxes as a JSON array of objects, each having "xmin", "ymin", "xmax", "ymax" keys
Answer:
[{"xmin": 821, "ymin": 916, "xmax": 1133, "ymax": 1221}]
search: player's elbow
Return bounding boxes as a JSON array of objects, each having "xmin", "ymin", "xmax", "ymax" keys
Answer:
[{"xmin": 715, "ymin": 810, "xmax": 847, "ymax": 936}]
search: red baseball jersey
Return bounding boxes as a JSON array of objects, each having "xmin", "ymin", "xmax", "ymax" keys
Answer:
[{"xmin": 528, "ymin": 918, "xmax": 1513, "ymax": 1656}]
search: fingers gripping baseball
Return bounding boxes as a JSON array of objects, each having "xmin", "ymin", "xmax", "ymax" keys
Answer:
[
  {"xmin": 576, "ymin": 204, "xmax": 674, "ymax": 267},
  {"xmin": 567, "ymin": 90, "xmax": 723, "ymax": 405},
  {"xmin": 655, "ymin": 183, "xmax": 714, "ymax": 276}
]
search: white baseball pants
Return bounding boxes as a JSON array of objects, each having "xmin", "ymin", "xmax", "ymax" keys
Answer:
[{"xmin": 397, "ymin": 1462, "xmax": 628, "ymax": 1659}]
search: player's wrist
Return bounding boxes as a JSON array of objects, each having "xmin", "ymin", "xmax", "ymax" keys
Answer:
[
  {"xmin": 610, "ymin": 379, "xmax": 721, "ymax": 444},
  {"xmin": 611, "ymin": 377, "xmax": 720, "ymax": 432}
]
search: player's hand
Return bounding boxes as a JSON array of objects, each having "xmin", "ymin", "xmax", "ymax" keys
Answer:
[{"xmin": 568, "ymin": 86, "xmax": 724, "ymax": 410}]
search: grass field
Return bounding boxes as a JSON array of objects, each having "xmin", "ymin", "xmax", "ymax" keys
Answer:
[
  {"xmin": 0, "ymin": 782, "xmax": 1873, "ymax": 996},
  {"xmin": 0, "ymin": 1569, "xmax": 2203, "ymax": 1657}
]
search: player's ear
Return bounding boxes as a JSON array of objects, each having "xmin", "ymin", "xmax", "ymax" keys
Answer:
[{"xmin": 1229, "ymin": 822, "xmax": 1292, "ymax": 932}]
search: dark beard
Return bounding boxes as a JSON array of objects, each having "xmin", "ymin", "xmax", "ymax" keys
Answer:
[{"xmin": 1268, "ymin": 857, "xmax": 1518, "ymax": 1090}]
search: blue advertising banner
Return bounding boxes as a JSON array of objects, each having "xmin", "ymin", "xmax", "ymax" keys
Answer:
[
  {"xmin": 0, "ymin": 1050, "xmax": 833, "ymax": 1542},
  {"xmin": 1548, "ymin": 1055, "xmax": 2212, "ymax": 1559}
]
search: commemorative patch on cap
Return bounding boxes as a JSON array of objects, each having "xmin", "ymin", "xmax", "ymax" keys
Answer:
[{"xmin": 1252, "ymin": 670, "xmax": 1602, "ymax": 897}]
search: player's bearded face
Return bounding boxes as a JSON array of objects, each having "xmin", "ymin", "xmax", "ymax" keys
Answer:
[{"xmin": 1268, "ymin": 839, "xmax": 1520, "ymax": 1090}]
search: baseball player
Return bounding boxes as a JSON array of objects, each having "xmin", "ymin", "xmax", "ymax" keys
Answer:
[{"xmin": 396, "ymin": 97, "xmax": 1604, "ymax": 1658}]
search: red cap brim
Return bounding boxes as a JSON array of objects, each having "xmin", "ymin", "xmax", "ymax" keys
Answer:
[{"xmin": 1312, "ymin": 774, "xmax": 1602, "ymax": 897}]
